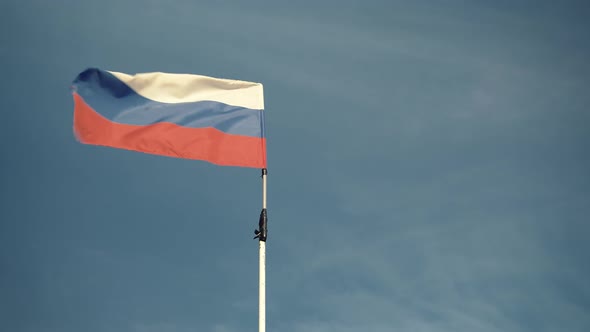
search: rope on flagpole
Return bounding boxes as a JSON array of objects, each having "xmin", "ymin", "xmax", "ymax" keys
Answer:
[{"xmin": 254, "ymin": 168, "xmax": 268, "ymax": 332}]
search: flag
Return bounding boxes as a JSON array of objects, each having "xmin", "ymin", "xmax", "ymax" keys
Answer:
[{"xmin": 71, "ymin": 68, "xmax": 266, "ymax": 168}]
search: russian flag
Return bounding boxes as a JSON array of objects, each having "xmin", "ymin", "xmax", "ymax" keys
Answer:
[{"xmin": 72, "ymin": 68, "xmax": 266, "ymax": 168}]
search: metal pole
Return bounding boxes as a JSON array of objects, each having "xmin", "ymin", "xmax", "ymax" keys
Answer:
[
  {"xmin": 255, "ymin": 168, "xmax": 268, "ymax": 332},
  {"xmin": 259, "ymin": 239, "xmax": 266, "ymax": 332}
]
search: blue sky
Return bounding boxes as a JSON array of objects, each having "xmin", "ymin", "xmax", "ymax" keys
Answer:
[{"xmin": 1, "ymin": 0, "xmax": 589, "ymax": 331}]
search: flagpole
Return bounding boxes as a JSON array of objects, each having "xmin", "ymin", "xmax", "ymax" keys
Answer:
[{"xmin": 255, "ymin": 168, "xmax": 268, "ymax": 332}]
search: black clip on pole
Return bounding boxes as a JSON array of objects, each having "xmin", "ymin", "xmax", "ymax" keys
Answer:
[{"xmin": 254, "ymin": 168, "xmax": 268, "ymax": 241}]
